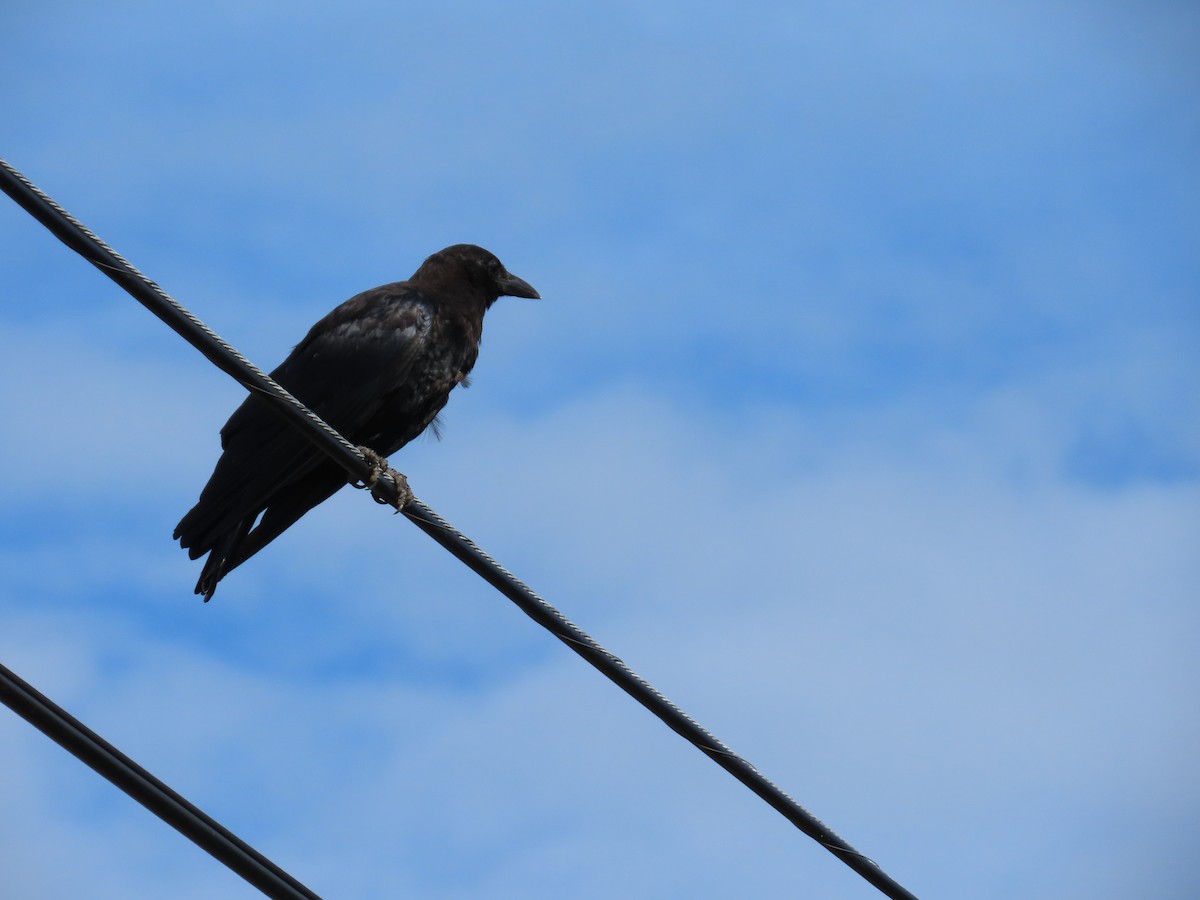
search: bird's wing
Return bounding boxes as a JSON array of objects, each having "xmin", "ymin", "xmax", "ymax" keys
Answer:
[
  {"xmin": 244, "ymin": 286, "xmax": 434, "ymax": 438},
  {"xmin": 175, "ymin": 287, "xmax": 433, "ymax": 555}
]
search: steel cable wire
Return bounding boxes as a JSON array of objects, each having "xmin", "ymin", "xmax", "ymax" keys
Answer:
[{"xmin": 0, "ymin": 156, "xmax": 919, "ymax": 900}]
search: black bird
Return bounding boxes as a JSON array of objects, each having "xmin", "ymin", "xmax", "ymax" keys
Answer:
[{"xmin": 175, "ymin": 244, "xmax": 539, "ymax": 600}]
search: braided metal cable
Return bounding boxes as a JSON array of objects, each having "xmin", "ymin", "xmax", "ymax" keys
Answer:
[
  {"xmin": 401, "ymin": 501, "xmax": 902, "ymax": 889},
  {"xmin": 0, "ymin": 156, "xmax": 402, "ymax": 501},
  {"xmin": 0, "ymin": 156, "xmax": 919, "ymax": 900},
  {"xmin": 0, "ymin": 662, "xmax": 322, "ymax": 900}
]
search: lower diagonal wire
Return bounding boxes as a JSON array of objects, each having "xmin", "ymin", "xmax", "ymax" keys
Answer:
[{"xmin": 0, "ymin": 663, "xmax": 322, "ymax": 900}]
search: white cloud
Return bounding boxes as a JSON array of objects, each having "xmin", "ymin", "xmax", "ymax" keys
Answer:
[{"xmin": 12, "ymin": 376, "xmax": 1196, "ymax": 896}]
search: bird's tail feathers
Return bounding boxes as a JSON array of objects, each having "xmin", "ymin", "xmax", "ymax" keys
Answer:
[{"xmin": 194, "ymin": 515, "xmax": 254, "ymax": 601}]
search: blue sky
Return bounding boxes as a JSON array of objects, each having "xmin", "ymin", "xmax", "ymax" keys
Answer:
[{"xmin": 1, "ymin": 2, "xmax": 1197, "ymax": 898}]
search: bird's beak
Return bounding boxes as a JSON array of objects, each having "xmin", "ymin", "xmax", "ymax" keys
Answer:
[{"xmin": 500, "ymin": 272, "xmax": 540, "ymax": 300}]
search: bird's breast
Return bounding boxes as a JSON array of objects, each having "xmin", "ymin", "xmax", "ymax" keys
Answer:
[{"xmin": 364, "ymin": 316, "xmax": 479, "ymax": 453}]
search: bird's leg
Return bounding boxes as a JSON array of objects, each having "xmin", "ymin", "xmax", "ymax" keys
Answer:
[
  {"xmin": 354, "ymin": 446, "xmax": 414, "ymax": 510},
  {"xmin": 357, "ymin": 446, "xmax": 387, "ymax": 487}
]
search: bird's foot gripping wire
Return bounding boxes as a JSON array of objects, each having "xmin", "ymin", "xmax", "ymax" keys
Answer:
[{"xmin": 354, "ymin": 446, "xmax": 413, "ymax": 510}]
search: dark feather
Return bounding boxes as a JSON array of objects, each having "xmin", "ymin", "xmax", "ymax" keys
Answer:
[{"xmin": 174, "ymin": 244, "xmax": 539, "ymax": 600}]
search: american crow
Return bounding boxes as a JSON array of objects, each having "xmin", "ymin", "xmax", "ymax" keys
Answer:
[{"xmin": 175, "ymin": 244, "xmax": 539, "ymax": 600}]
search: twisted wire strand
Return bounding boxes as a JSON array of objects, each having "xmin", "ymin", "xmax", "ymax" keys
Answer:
[
  {"xmin": 0, "ymin": 156, "xmax": 404, "ymax": 502},
  {"xmin": 0, "ymin": 663, "xmax": 322, "ymax": 899},
  {"xmin": 401, "ymin": 501, "xmax": 900, "ymax": 885},
  {"xmin": 0, "ymin": 156, "xmax": 918, "ymax": 900}
]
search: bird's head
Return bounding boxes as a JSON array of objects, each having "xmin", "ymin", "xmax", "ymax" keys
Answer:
[{"xmin": 412, "ymin": 244, "xmax": 540, "ymax": 305}]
